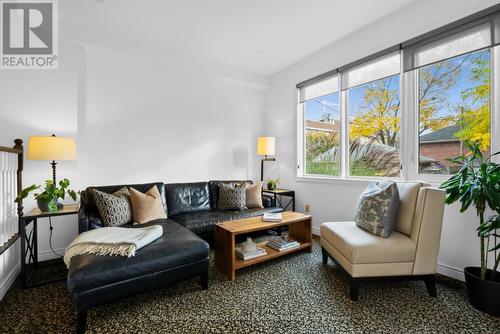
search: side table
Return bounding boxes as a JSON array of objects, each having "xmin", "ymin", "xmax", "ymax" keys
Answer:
[
  {"xmin": 19, "ymin": 204, "xmax": 79, "ymax": 288},
  {"xmin": 262, "ymin": 188, "xmax": 295, "ymax": 211}
]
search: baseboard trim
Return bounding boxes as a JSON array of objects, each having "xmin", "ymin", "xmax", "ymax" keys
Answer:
[
  {"xmin": 38, "ymin": 248, "xmax": 66, "ymax": 262},
  {"xmin": 0, "ymin": 260, "xmax": 20, "ymax": 301},
  {"xmin": 437, "ymin": 263, "xmax": 464, "ymax": 281},
  {"xmin": 312, "ymin": 226, "xmax": 320, "ymax": 236}
]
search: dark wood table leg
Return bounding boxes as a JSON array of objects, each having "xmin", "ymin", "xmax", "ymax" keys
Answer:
[
  {"xmin": 33, "ymin": 218, "xmax": 38, "ymax": 266},
  {"xmin": 19, "ymin": 218, "xmax": 27, "ymax": 288}
]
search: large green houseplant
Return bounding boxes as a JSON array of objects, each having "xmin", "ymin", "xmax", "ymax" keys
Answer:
[
  {"xmin": 15, "ymin": 178, "xmax": 77, "ymax": 213},
  {"xmin": 440, "ymin": 141, "xmax": 500, "ymax": 315}
]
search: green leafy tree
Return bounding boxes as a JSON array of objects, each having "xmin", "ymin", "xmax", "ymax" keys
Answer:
[{"xmin": 455, "ymin": 52, "xmax": 491, "ymax": 151}]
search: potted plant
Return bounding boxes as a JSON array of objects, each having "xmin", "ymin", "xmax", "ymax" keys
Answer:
[
  {"xmin": 440, "ymin": 141, "xmax": 500, "ymax": 316},
  {"xmin": 267, "ymin": 178, "xmax": 280, "ymax": 191},
  {"xmin": 15, "ymin": 178, "xmax": 78, "ymax": 213}
]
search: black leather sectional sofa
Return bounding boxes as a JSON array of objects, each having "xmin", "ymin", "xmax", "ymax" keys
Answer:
[{"xmin": 69, "ymin": 180, "xmax": 282, "ymax": 333}]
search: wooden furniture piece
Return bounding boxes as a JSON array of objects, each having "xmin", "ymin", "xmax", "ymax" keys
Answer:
[
  {"xmin": 262, "ymin": 188, "xmax": 295, "ymax": 211},
  {"xmin": 215, "ymin": 211, "xmax": 312, "ymax": 280},
  {"xmin": 19, "ymin": 204, "xmax": 79, "ymax": 288}
]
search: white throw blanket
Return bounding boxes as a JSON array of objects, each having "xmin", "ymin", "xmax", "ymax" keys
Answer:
[{"xmin": 64, "ymin": 225, "xmax": 163, "ymax": 268}]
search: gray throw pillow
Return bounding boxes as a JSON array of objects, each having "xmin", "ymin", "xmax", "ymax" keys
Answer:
[
  {"xmin": 93, "ymin": 187, "xmax": 132, "ymax": 227},
  {"xmin": 217, "ymin": 183, "xmax": 247, "ymax": 210},
  {"xmin": 355, "ymin": 181, "xmax": 400, "ymax": 238}
]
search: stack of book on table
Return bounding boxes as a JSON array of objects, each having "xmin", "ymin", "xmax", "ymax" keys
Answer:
[
  {"xmin": 262, "ymin": 212, "xmax": 282, "ymax": 222},
  {"xmin": 235, "ymin": 246, "xmax": 267, "ymax": 260},
  {"xmin": 267, "ymin": 237, "xmax": 300, "ymax": 252}
]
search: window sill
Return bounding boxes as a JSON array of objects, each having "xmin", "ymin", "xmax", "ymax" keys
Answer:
[
  {"xmin": 296, "ymin": 175, "xmax": 373, "ymax": 186},
  {"xmin": 295, "ymin": 175, "xmax": 443, "ymax": 187}
]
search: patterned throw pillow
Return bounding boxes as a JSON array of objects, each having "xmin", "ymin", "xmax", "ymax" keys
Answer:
[
  {"xmin": 217, "ymin": 183, "xmax": 247, "ymax": 210},
  {"xmin": 355, "ymin": 181, "xmax": 400, "ymax": 238},
  {"xmin": 93, "ymin": 187, "xmax": 132, "ymax": 227}
]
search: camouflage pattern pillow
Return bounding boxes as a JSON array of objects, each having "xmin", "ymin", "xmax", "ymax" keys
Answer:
[{"xmin": 355, "ymin": 181, "xmax": 400, "ymax": 238}]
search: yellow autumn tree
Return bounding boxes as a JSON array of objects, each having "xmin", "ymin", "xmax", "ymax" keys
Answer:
[
  {"xmin": 454, "ymin": 52, "xmax": 490, "ymax": 151},
  {"xmin": 350, "ymin": 55, "xmax": 479, "ymax": 148},
  {"xmin": 349, "ymin": 78, "xmax": 400, "ymax": 146}
]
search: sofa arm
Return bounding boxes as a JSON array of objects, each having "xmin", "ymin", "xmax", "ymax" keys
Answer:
[
  {"xmin": 78, "ymin": 208, "xmax": 103, "ymax": 234},
  {"xmin": 262, "ymin": 195, "xmax": 274, "ymax": 208},
  {"xmin": 412, "ymin": 187, "xmax": 446, "ymax": 275}
]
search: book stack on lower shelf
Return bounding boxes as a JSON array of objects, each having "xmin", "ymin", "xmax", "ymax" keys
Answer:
[
  {"xmin": 267, "ymin": 237, "xmax": 300, "ymax": 252},
  {"xmin": 236, "ymin": 246, "xmax": 267, "ymax": 260}
]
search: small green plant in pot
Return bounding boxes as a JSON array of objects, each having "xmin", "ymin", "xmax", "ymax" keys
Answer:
[
  {"xmin": 267, "ymin": 178, "xmax": 280, "ymax": 191},
  {"xmin": 15, "ymin": 178, "xmax": 78, "ymax": 213},
  {"xmin": 440, "ymin": 141, "xmax": 500, "ymax": 316}
]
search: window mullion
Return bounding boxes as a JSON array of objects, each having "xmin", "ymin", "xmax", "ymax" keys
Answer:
[
  {"xmin": 340, "ymin": 89, "xmax": 348, "ymax": 178},
  {"xmin": 402, "ymin": 70, "xmax": 417, "ymax": 181},
  {"xmin": 492, "ymin": 45, "xmax": 500, "ymax": 163}
]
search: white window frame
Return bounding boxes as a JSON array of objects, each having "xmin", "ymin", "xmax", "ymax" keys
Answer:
[
  {"xmin": 299, "ymin": 86, "xmax": 342, "ymax": 178},
  {"xmin": 343, "ymin": 73, "xmax": 402, "ymax": 180}
]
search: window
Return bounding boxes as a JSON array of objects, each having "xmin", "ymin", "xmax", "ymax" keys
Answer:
[
  {"xmin": 296, "ymin": 7, "xmax": 499, "ymax": 181},
  {"xmin": 341, "ymin": 51, "xmax": 401, "ymax": 177},
  {"xmin": 342, "ymin": 52, "xmax": 401, "ymax": 177},
  {"xmin": 418, "ymin": 49, "xmax": 491, "ymax": 174},
  {"xmin": 304, "ymin": 92, "xmax": 340, "ymax": 176},
  {"xmin": 347, "ymin": 75, "xmax": 401, "ymax": 177},
  {"xmin": 298, "ymin": 75, "xmax": 340, "ymax": 176}
]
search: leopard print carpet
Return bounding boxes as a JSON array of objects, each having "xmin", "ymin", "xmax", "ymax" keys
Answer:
[{"xmin": 1, "ymin": 237, "xmax": 498, "ymax": 333}]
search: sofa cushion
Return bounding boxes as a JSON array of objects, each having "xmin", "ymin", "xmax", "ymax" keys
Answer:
[
  {"xmin": 130, "ymin": 186, "xmax": 168, "ymax": 224},
  {"xmin": 217, "ymin": 183, "xmax": 247, "ymax": 210},
  {"xmin": 165, "ymin": 182, "xmax": 211, "ymax": 216},
  {"xmin": 246, "ymin": 181, "xmax": 264, "ymax": 209},
  {"xmin": 208, "ymin": 180, "xmax": 252, "ymax": 210},
  {"xmin": 84, "ymin": 183, "xmax": 166, "ymax": 219},
  {"xmin": 93, "ymin": 187, "xmax": 132, "ymax": 227},
  {"xmin": 320, "ymin": 221, "xmax": 416, "ymax": 264},
  {"xmin": 67, "ymin": 219, "xmax": 209, "ymax": 293},
  {"xmin": 170, "ymin": 211, "xmax": 229, "ymax": 234},
  {"xmin": 395, "ymin": 182, "xmax": 424, "ymax": 236},
  {"xmin": 171, "ymin": 207, "xmax": 283, "ymax": 234}
]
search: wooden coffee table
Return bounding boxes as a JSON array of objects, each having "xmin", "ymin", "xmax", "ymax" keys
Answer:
[{"xmin": 214, "ymin": 211, "xmax": 312, "ymax": 280}]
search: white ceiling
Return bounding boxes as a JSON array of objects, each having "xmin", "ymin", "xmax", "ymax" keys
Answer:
[{"xmin": 62, "ymin": 0, "xmax": 415, "ymax": 75}]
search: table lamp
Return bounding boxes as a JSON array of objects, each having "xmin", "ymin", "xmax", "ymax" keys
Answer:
[
  {"xmin": 257, "ymin": 136, "xmax": 275, "ymax": 182},
  {"xmin": 27, "ymin": 134, "xmax": 77, "ymax": 184}
]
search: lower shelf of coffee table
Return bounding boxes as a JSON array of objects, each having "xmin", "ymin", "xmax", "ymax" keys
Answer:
[{"xmin": 234, "ymin": 241, "xmax": 312, "ymax": 269}]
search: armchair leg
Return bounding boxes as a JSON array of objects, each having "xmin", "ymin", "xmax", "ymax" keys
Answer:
[
  {"xmin": 321, "ymin": 247, "xmax": 328, "ymax": 265},
  {"xmin": 200, "ymin": 271, "xmax": 209, "ymax": 290},
  {"xmin": 349, "ymin": 280, "xmax": 360, "ymax": 301},
  {"xmin": 424, "ymin": 275, "xmax": 437, "ymax": 297},
  {"xmin": 76, "ymin": 310, "xmax": 87, "ymax": 334}
]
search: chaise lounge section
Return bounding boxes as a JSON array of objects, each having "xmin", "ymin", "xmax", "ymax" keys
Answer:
[{"xmin": 70, "ymin": 180, "xmax": 282, "ymax": 333}]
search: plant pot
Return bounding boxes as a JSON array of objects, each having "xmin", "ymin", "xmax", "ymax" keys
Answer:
[
  {"xmin": 37, "ymin": 198, "xmax": 59, "ymax": 213},
  {"xmin": 464, "ymin": 266, "xmax": 500, "ymax": 316}
]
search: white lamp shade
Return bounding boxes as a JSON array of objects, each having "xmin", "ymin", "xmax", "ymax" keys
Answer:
[
  {"xmin": 27, "ymin": 136, "xmax": 77, "ymax": 161},
  {"xmin": 257, "ymin": 137, "xmax": 275, "ymax": 156}
]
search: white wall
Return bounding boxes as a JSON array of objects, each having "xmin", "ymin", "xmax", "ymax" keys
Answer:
[
  {"xmin": 263, "ymin": 0, "xmax": 500, "ymax": 281},
  {"xmin": 78, "ymin": 44, "xmax": 267, "ymax": 186},
  {"xmin": 0, "ymin": 20, "xmax": 267, "ymax": 299},
  {"xmin": 0, "ymin": 25, "xmax": 79, "ymax": 298}
]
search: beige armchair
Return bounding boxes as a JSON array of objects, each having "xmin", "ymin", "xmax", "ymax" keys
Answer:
[{"xmin": 320, "ymin": 182, "xmax": 445, "ymax": 301}]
